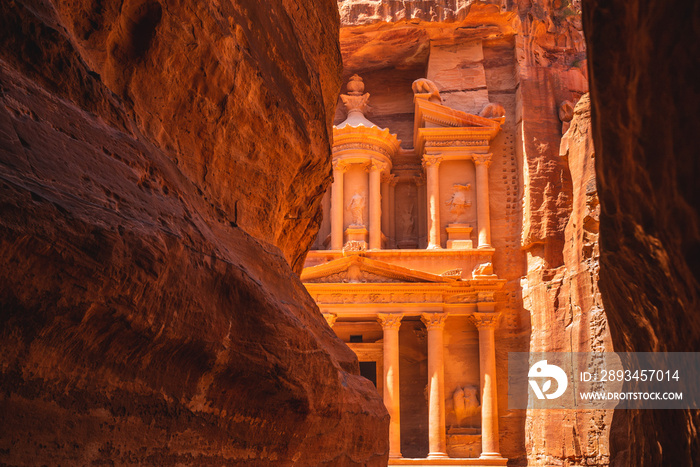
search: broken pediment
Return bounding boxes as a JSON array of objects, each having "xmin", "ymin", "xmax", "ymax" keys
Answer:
[
  {"xmin": 300, "ymin": 255, "xmax": 456, "ymax": 284},
  {"xmin": 412, "ymin": 83, "xmax": 504, "ymax": 155}
]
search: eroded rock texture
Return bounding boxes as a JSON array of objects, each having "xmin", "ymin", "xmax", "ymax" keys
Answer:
[
  {"xmin": 524, "ymin": 94, "xmax": 613, "ymax": 465},
  {"xmin": 584, "ymin": 0, "xmax": 700, "ymax": 465},
  {"xmin": 0, "ymin": 0, "xmax": 389, "ymax": 464}
]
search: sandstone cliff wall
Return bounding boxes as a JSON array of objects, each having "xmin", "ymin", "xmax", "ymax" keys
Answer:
[
  {"xmin": 524, "ymin": 94, "xmax": 613, "ymax": 466},
  {"xmin": 583, "ymin": 0, "xmax": 700, "ymax": 465},
  {"xmin": 0, "ymin": 0, "xmax": 389, "ymax": 464}
]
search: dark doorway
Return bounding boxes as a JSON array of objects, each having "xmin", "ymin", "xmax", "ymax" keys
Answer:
[{"xmin": 359, "ymin": 361, "xmax": 377, "ymax": 388}]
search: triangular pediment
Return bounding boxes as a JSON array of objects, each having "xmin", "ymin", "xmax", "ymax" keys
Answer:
[
  {"xmin": 414, "ymin": 98, "xmax": 502, "ymax": 129},
  {"xmin": 301, "ymin": 255, "xmax": 455, "ymax": 284},
  {"xmin": 413, "ymin": 98, "xmax": 503, "ymax": 153}
]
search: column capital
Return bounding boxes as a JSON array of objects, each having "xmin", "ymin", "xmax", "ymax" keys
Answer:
[
  {"xmin": 421, "ymin": 312, "xmax": 448, "ymax": 330},
  {"xmin": 414, "ymin": 173, "xmax": 426, "ymax": 186},
  {"xmin": 377, "ymin": 313, "xmax": 404, "ymax": 330},
  {"xmin": 422, "ymin": 154, "xmax": 443, "ymax": 169},
  {"xmin": 469, "ymin": 312, "xmax": 500, "ymax": 329},
  {"xmin": 333, "ymin": 160, "xmax": 349, "ymax": 173},
  {"xmin": 370, "ymin": 159, "xmax": 388, "ymax": 172},
  {"xmin": 322, "ymin": 313, "xmax": 337, "ymax": 328},
  {"xmin": 472, "ymin": 153, "xmax": 493, "ymax": 167}
]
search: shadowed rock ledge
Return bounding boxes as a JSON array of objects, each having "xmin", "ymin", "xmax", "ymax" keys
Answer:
[{"xmin": 0, "ymin": 0, "xmax": 389, "ymax": 464}]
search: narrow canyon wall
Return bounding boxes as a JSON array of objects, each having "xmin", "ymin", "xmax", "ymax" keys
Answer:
[
  {"xmin": 0, "ymin": 0, "xmax": 389, "ymax": 465},
  {"xmin": 524, "ymin": 94, "xmax": 613, "ymax": 465},
  {"xmin": 583, "ymin": 0, "xmax": 700, "ymax": 465}
]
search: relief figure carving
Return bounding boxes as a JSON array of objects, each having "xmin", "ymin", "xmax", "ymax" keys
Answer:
[
  {"xmin": 347, "ymin": 191, "xmax": 366, "ymax": 226},
  {"xmin": 447, "ymin": 184, "xmax": 472, "ymax": 221}
]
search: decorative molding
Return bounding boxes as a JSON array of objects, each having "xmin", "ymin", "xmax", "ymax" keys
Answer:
[
  {"xmin": 370, "ymin": 159, "xmax": 388, "ymax": 172},
  {"xmin": 470, "ymin": 312, "xmax": 499, "ymax": 329},
  {"xmin": 332, "ymin": 160, "xmax": 349, "ymax": 172},
  {"xmin": 422, "ymin": 155, "xmax": 443, "ymax": 169},
  {"xmin": 421, "ymin": 312, "xmax": 448, "ymax": 329},
  {"xmin": 425, "ymin": 139, "xmax": 489, "ymax": 147},
  {"xmin": 472, "ymin": 153, "xmax": 493, "ymax": 167},
  {"xmin": 377, "ymin": 313, "xmax": 404, "ymax": 330}
]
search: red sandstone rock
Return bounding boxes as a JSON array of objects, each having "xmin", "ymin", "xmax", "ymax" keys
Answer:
[
  {"xmin": 0, "ymin": 0, "xmax": 388, "ymax": 464},
  {"xmin": 584, "ymin": 0, "xmax": 700, "ymax": 464},
  {"xmin": 524, "ymin": 94, "xmax": 613, "ymax": 465}
]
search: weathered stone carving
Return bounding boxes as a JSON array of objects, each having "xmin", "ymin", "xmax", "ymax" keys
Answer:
[
  {"xmin": 412, "ymin": 78, "xmax": 442, "ymax": 103},
  {"xmin": 347, "ymin": 191, "xmax": 366, "ymax": 227},
  {"xmin": 453, "ymin": 386, "xmax": 481, "ymax": 425},
  {"xmin": 472, "ymin": 262, "xmax": 494, "ymax": 277},
  {"xmin": 342, "ymin": 240, "xmax": 367, "ymax": 253},
  {"xmin": 447, "ymin": 184, "xmax": 472, "ymax": 220},
  {"xmin": 341, "ymin": 74, "xmax": 371, "ymax": 114},
  {"xmin": 479, "ymin": 103, "xmax": 506, "ymax": 119},
  {"xmin": 401, "ymin": 204, "xmax": 416, "ymax": 236}
]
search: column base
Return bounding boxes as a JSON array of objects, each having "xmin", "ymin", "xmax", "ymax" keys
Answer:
[
  {"xmin": 477, "ymin": 243, "xmax": 492, "ymax": 249},
  {"xmin": 479, "ymin": 452, "xmax": 503, "ymax": 459},
  {"xmin": 426, "ymin": 243, "xmax": 442, "ymax": 250},
  {"xmin": 426, "ymin": 452, "xmax": 449, "ymax": 459},
  {"xmin": 389, "ymin": 453, "xmax": 403, "ymax": 459}
]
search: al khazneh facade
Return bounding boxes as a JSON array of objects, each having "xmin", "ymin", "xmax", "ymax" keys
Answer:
[{"xmin": 303, "ymin": 73, "xmax": 510, "ymax": 465}]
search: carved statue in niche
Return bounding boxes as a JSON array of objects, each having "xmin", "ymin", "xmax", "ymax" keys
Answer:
[
  {"xmin": 453, "ymin": 385, "xmax": 481, "ymax": 426},
  {"xmin": 446, "ymin": 184, "xmax": 472, "ymax": 221},
  {"xmin": 347, "ymin": 191, "xmax": 366, "ymax": 226},
  {"xmin": 400, "ymin": 204, "xmax": 415, "ymax": 237}
]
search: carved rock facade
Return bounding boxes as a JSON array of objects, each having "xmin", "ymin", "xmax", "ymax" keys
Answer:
[{"xmin": 316, "ymin": 1, "xmax": 610, "ymax": 465}]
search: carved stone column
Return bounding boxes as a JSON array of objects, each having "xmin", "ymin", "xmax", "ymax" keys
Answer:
[
  {"xmin": 470, "ymin": 311, "xmax": 501, "ymax": 459},
  {"xmin": 377, "ymin": 313, "xmax": 403, "ymax": 458},
  {"xmin": 421, "ymin": 312, "xmax": 448, "ymax": 458},
  {"xmin": 381, "ymin": 174, "xmax": 390, "ymax": 246},
  {"xmin": 473, "ymin": 154, "xmax": 492, "ymax": 248},
  {"xmin": 369, "ymin": 160, "xmax": 385, "ymax": 250},
  {"xmin": 388, "ymin": 174, "xmax": 397, "ymax": 248},
  {"xmin": 322, "ymin": 313, "xmax": 337, "ymax": 328},
  {"xmin": 422, "ymin": 155, "xmax": 443, "ymax": 249},
  {"xmin": 415, "ymin": 175, "xmax": 426, "ymax": 249},
  {"xmin": 331, "ymin": 161, "xmax": 347, "ymax": 250}
]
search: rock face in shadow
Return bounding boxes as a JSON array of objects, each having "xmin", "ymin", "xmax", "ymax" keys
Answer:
[
  {"xmin": 583, "ymin": 0, "xmax": 700, "ymax": 465},
  {"xmin": 0, "ymin": 0, "xmax": 389, "ymax": 465}
]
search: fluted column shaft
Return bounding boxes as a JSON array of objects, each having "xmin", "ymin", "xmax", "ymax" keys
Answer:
[
  {"xmin": 331, "ymin": 162, "xmax": 346, "ymax": 250},
  {"xmin": 471, "ymin": 312, "xmax": 501, "ymax": 458},
  {"xmin": 369, "ymin": 161, "xmax": 384, "ymax": 250},
  {"xmin": 388, "ymin": 175, "xmax": 397, "ymax": 248},
  {"xmin": 474, "ymin": 154, "xmax": 492, "ymax": 248},
  {"xmin": 378, "ymin": 313, "xmax": 403, "ymax": 458},
  {"xmin": 421, "ymin": 312, "xmax": 448, "ymax": 458},
  {"xmin": 423, "ymin": 156, "xmax": 443, "ymax": 249}
]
